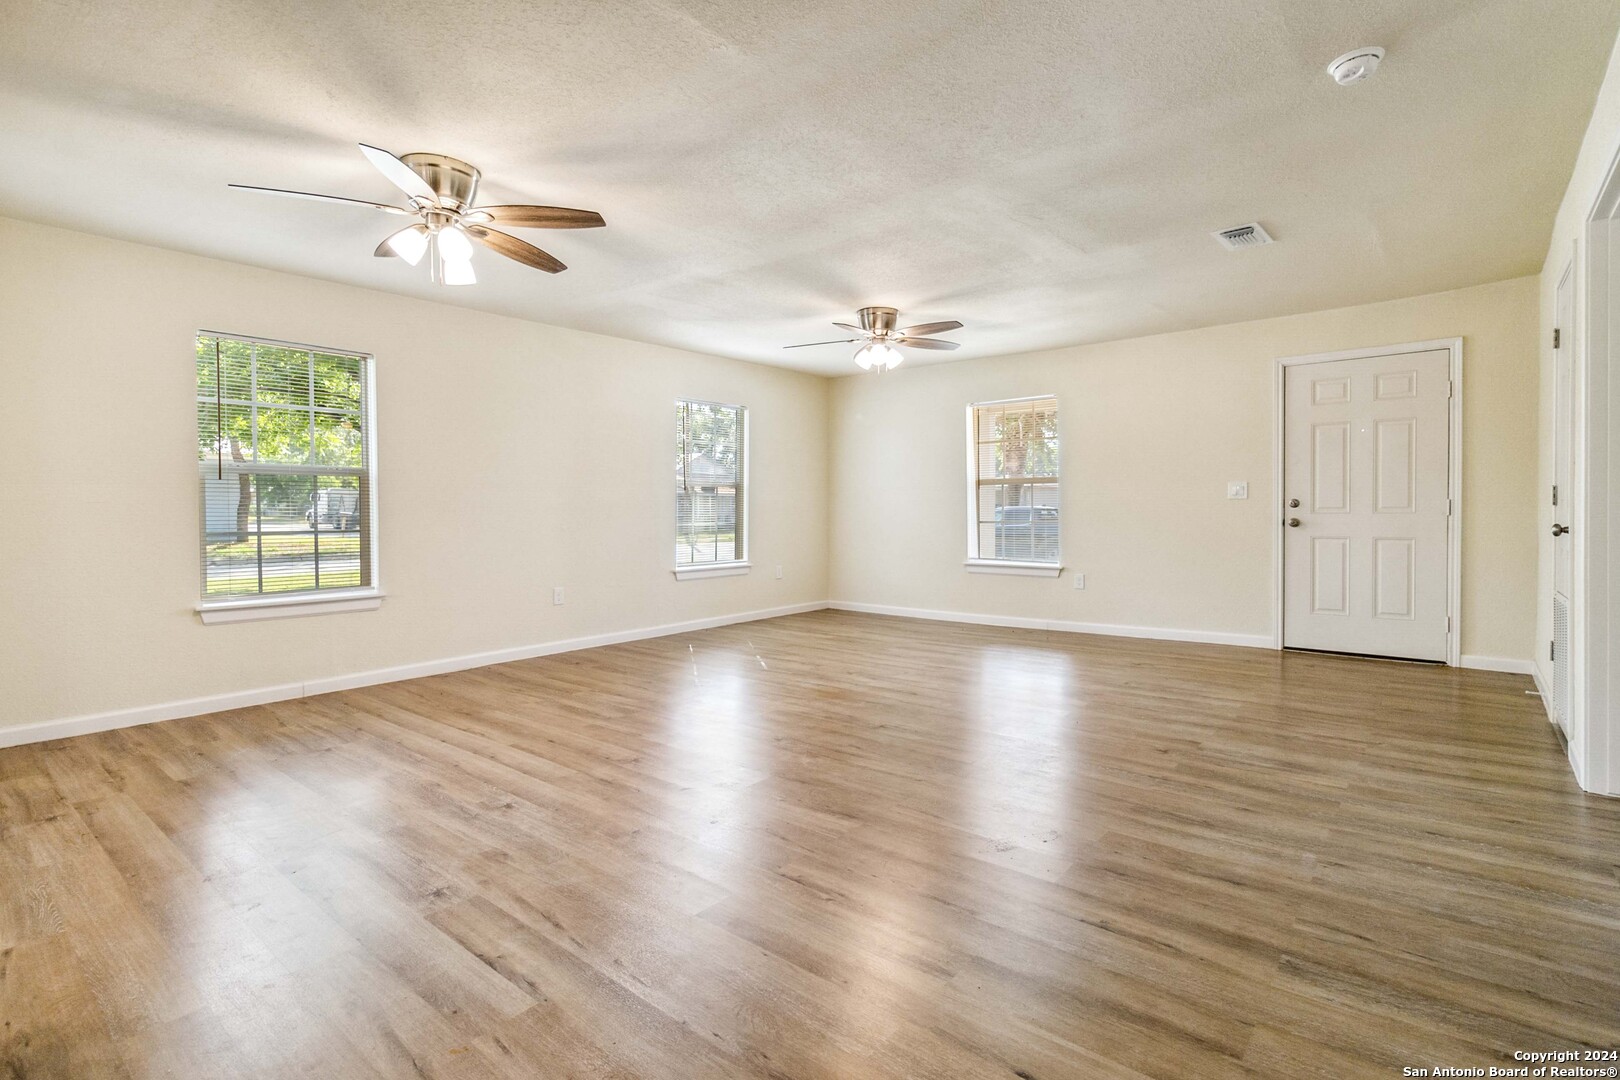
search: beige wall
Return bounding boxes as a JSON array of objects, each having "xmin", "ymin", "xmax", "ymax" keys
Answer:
[
  {"xmin": 1535, "ymin": 32, "xmax": 1620, "ymax": 791},
  {"xmin": 0, "ymin": 217, "xmax": 829, "ymax": 734},
  {"xmin": 829, "ymin": 277, "xmax": 1541, "ymax": 663},
  {"xmin": 0, "ymin": 214, "xmax": 1550, "ymax": 739}
]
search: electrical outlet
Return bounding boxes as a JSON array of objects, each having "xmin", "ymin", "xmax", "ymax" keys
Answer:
[
  {"xmin": 1073, "ymin": 573, "xmax": 1085, "ymax": 590},
  {"xmin": 1228, "ymin": 481, "xmax": 1249, "ymax": 500},
  {"xmin": 774, "ymin": 564, "xmax": 784, "ymax": 579},
  {"xmin": 552, "ymin": 587, "xmax": 565, "ymax": 606}
]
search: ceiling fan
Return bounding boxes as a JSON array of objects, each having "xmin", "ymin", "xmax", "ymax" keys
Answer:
[
  {"xmin": 230, "ymin": 143, "xmax": 605, "ymax": 286},
  {"xmin": 785, "ymin": 307, "xmax": 962, "ymax": 370}
]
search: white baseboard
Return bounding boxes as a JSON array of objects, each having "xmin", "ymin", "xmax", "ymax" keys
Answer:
[
  {"xmin": 0, "ymin": 601, "xmax": 829, "ymax": 750},
  {"xmin": 1530, "ymin": 663, "xmax": 1556, "ymax": 722},
  {"xmin": 827, "ymin": 601, "xmax": 1274, "ymax": 649},
  {"xmin": 0, "ymin": 682, "xmax": 309, "ymax": 751},
  {"xmin": 1459, "ymin": 655, "xmax": 1538, "ymax": 675},
  {"xmin": 301, "ymin": 601, "xmax": 826, "ymax": 696},
  {"xmin": 0, "ymin": 600, "xmax": 1548, "ymax": 753}
]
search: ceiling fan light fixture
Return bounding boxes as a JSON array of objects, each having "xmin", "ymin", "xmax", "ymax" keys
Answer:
[
  {"xmin": 437, "ymin": 224, "xmax": 474, "ymax": 263},
  {"xmin": 384, "ymin": 225, "xmax": 429, "ymax": 265},
  {"xmin": 871, "ymin": 342, "xmax": 902, "ymax": 370},
  {"xmin": 441, "ymin": 255, "xmax": 476, "ymax": 286},
  {"xmin": 855, "ymin": 341, "xmax": 902, "ymax": 371}
]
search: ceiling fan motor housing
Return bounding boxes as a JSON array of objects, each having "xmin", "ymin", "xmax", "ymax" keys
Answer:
[
  {"xmin": 401, "ymin": 153, "xmax": 481, "ymax": 209},
  {"xmin": 857, "ymin": 306, "xmax": 899, "ymax": 335}
]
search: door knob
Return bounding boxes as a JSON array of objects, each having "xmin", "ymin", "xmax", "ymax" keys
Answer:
[
  {"xmin": 1552, "ymin": 523, "xmax": 1570, "ymax": 537},
  {"xmin": 1287, "ymin": 518, "xmax": 1301, "ymax": 528},
  {"xmin": 1288, "ymin": 499, "xmax": 1300, "ymax": 508}
]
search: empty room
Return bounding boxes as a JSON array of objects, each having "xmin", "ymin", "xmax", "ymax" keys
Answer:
[{"xmin": 5, "ymin": 1, "xmax": 1620, "ymax": 1077}]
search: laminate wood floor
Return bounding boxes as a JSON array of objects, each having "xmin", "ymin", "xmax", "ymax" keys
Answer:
[{"xmin": 3, "ymin": 610, "xmax": 1618, "ymax": 1079}]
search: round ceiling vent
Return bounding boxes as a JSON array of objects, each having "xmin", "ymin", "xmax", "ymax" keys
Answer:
[{"xmin": 1327, "ymin": 47, "xmax": 1384, "ymax": 86}]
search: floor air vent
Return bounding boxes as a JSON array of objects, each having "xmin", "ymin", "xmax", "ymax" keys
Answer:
[{"xmin": 1212, "ymin": 223, "xmax": 1274, "ymax": 250}]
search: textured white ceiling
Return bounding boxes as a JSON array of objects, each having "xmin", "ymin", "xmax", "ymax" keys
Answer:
[{"xmin": 3, "ymin": 0, "xmax": 1615, "ymax": 375}]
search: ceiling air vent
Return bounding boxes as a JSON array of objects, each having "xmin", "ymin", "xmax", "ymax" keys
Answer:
[{"xmin": 1212, "ymin": 223, "xmax": 1274, "ymax": 250}]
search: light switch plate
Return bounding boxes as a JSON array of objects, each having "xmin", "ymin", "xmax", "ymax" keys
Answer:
[
  {"xmin": 1228, "ymin": 481, "xmax": 1249, "ymax": 500},
  {"xmin": 774, "ymin": 564, "xmax": 784, "ymax": 579},
  {"xmin": 552, "ymin": 587, "xmax": 565, "ymax": 605},
  {"xmin": 1073, "ymin": 573, "xmax": 1085, "ymax": 590}
]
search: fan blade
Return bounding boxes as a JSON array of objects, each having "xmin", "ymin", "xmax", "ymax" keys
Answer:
[
  {"xmin": 464, "ymin": 225, "xmax": 566, "ymax": 273},
  {"xmin": 784, "ymin": 338, "xmax": 860, "ymax": 349},
  {"xmin": 897, "ymin": 320, "xmax": 963, "ymax": 337},
  {"xmin": 895, "ymin": 337, "xmax": 960, "ymax": 351},
  {"xmin": 229, "ymin": 184, "xmax": 414, "ymax": 214},
  {"xmin": 358, "ymin": 143, "xmax": 439, "ymax": 205},
  {"xmin": 472, "ymin": 205, "xmax": 606, "ymax": 229},
  {"xmin": 832, "ymin": 322, "xmax": 865, "ymax": 334}
]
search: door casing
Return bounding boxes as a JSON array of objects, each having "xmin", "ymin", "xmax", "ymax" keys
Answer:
[
  {"xmin": 1553, "ymin": 258, "xmax": 1576, "ymax": 738},
  {"xmin": 1272, "ymin": 338, "xmax": 1463, "ymax": 666},
  {"xmin": 1574, "ymin": 135, "xmax": 1620, "ymax": 796}
]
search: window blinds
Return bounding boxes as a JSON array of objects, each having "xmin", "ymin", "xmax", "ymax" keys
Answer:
[
  {"xmin": 676, "ymin": 400, "xmax": 746, "ymax": 566},
  {"xmin": 196, "ymin": 333, "xmax": 374, "ymax": 598},
  {"xmin": 971, "ymin": 396, "xmax": 1059, "ymax": 563}
]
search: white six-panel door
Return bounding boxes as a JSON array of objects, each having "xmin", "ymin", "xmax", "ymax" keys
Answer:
[{"xmin": 1283, "ymin": 349, "xmax": 1452, "ymax": 661}]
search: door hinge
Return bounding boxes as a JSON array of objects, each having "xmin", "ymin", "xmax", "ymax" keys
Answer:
[
  {"xmin": 1553, "ymin": 484, "xmax": 1559, "ymax": 508},
  {"xmin": 1554, "ymin": 327, "xmax": 1562, "ymax": 350},
  {"xmin": 1551, "ymin": 639, "xmax": 1557, "ymax": 662}
]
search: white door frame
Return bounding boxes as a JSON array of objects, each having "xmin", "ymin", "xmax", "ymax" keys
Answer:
[
  {"xmin": 1576, "ymin": 138, "xmax": 1620, "ymax": 796},
  {"xmin": 1552, "ymin": 252, "xmax": 1577, "ymax": 745},
  {"xmin": 1271, "ymin": 338, "xmax": 1464, "ymax": 666}
]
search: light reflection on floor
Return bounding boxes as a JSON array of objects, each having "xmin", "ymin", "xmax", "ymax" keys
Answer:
[
  {"xmin": 661, "ymin": 636, "xmax": 768, "ymax": 860},
  {"xmin": 969, "ymin": 645, "xmax": 1075, "ymax": 881}
]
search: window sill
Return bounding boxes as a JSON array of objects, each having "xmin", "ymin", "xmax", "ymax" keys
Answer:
[
  {"xmin": 196, "ymin": 589, "xmax": 384, "ymax": 624},
  {"xmin": 964, "ymin": 560, "xmax": 1063, "ymax": 578},
  {"xmin": 673, "ymin": 562, "xmax": 751, "ymax": 581}
]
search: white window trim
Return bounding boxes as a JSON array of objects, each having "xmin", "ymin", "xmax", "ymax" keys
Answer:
[
  {"xmin": 965, "ymin": 394, "xmax": 1062, "ymax": 570},
  {"xmin": 197, "ymin": 588, "xmax": 384, "ymax": 624},
  {"xmin": 673, "ymin": 561, "xmax": 751, "ymax": 580},
  {"xmin": 964, "ymin": 559, "xmax": 1063, "ymax": 578},
  {"xmin": 196, "ymin": 330, "xmax": 382, "ymax": 623}
]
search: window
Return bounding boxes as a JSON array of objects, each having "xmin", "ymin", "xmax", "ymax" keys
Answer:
[
  {"xmin": 968, "ymin": 396, "xmax": 1060, "ymax": 571},
  {"xmin": 676, "ymin": 400, "xmax": 746, "ymax": 575},
  {"xmin": 196, "ymin": 332, "xmax": 376, "ymax": 610}
]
